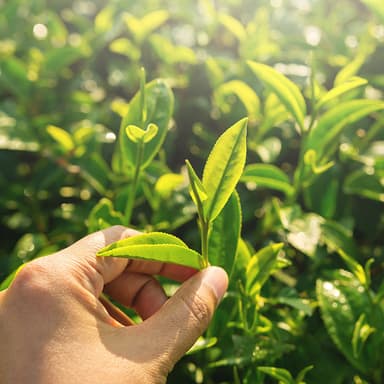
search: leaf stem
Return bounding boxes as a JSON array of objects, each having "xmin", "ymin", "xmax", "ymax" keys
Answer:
[
  {"xmin": 200, "ymin": 220, "xmax": 210, "ymax": 268},
  {"xmin": 125, "ymin": 141, "xmax": 144, "ymax": 224}
]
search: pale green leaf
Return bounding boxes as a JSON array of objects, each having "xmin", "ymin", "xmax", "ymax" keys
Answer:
[
  {"xmin": 202, "ymin": 118, "xmax": 247, "ymax": 222},
  {"xmin": 143, "ymin": 123, "xmax": 159, "ymax": 143},
  {"xmin": 361, "ymin": 0, "xmax": 384, "ymax": 24},
  {"xmin": 247, "ymin": 61, "xmax": 306, "ymax": 132},
  {"xmin": 46, "ymin": 125, "xmax": 74, "ymax": 152},
  {"xmin": 95, "ymin": 6, "xmax": 114, "ymax": 33},
  {"xmin": 109, "ymin": 38, "xmax": 141, "ymax": 61},
  {"xmin": 155, "ymin": 173, "xmax": 185, "ymax": 199},
  {"xmin": 241, "ymin": 163, "xmax": 294, "ymax": 196},
  {"xmin": 218, "ymin": 13, "xmax": 247, "ymax": 41},
  {"xmin": 352, "ymin": 313, "xmax": 376, "ymax": 359},
  {"xmin": 124, "ymin": 10, "xmax": 169, "ymax": 44},
  {"xmin": 116, "ymin": 79, "xmax": 174, "ymax": 173},
  {"xmin": 185, "ymin": 159, "xmax": 208, "ymax": 212},
  {"xmin": 98, "ymin": 232, "xmax": 204, "ymax": 270},
  {"xmin": 316, "ymin": 77, "xmax": 368, "ymax": 110},
  {"xmin": 125, "ymin": 124, "xmax": 146, "ymax": 143},
  {"xmin": 214, "ymin": 80, "xmax": 260, "ymax": 122},
  {"xmin": 257, "ymin": 367, "xmax": 295, "ymax": 384},
  {"xmin": 99, "ymin": 244, "xmax": 204, "ymax": 269}
]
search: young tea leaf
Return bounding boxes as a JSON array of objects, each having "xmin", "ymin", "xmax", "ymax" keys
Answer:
[
  {"xmin": 98, "ymin": 232, "xmax": 205, "ymax": 269},
  {"xmin": 247, "ymin": 61, "xmax": 306, "ymax": 132},
  {"xmin": 352, "ymin": 313, "xmax": 376, "ymax": 359},
  {"xmin": 185, "ymin": 159, "xmax": 208, "ymax": 214},
  {"xmin": 257, "ymin": 367, "xmax": 295, "ymax": 384},
  {"xmin": 116, "ymin": 79, "xmax": 174, "ymax": 173},
  {"xmin": 316, "ymin": 76, "xmax": 368, "ymax": 111},
  {"xmin": 46, "ymin": 125, "xmax": 75, "ymax": 152},
  {"xmin": 125, "ymin": 124, "xmax": 146, "ymax": 143},
  {"xmin": 202, "ymin": 118, "xmax": 247, "ymax": 222}
]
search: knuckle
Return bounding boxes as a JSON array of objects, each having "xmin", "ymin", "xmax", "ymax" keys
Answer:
[
  {"xmin": 9, "ymin": 260, "xmax": 52, "ymax": 298},
  {"xmin": 179, "ymin": 289, "xmax": 213, "ymax": 332}
]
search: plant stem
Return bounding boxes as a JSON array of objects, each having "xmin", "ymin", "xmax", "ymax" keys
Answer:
[
  {"xmin": 200, "ymin": 220, "xmax": 210, "ymax": 268},
  {"xmin": 125, "ymin": 141, "xmax": 144, "ymax": 224}
]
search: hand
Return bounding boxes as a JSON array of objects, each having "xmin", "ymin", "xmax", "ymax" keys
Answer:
[{"xmin": 0, "ymin": 226, "xmax": 228, "ymax": 384}]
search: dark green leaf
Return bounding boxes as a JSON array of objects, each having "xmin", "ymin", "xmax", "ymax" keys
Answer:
[
  {"xmin": 241, "ymin": 163, "xmax": 294, "ymax": 196},
  {"xmin": 208, "ymin": 191, "xmax": 241, "ymax": 276},
  {"xmin": 246, "ymin": 243, "xmax": 284, "ymax": 296}
]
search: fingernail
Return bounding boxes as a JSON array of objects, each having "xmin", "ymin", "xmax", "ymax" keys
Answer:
[{"xmin": 202, "ymin": 266, "xmax": 228, "ymax": 303}]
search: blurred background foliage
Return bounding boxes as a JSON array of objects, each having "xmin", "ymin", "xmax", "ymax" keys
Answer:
[{"xmin": 1, "ymin": 0, "xmax": 384, "ymax": 383}]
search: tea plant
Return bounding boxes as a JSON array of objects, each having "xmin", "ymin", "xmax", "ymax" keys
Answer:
[{"xmin": 1, "ymin": 1, "xmax": 384, "ymax": 383}]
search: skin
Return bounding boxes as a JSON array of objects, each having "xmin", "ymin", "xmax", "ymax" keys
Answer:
[{"xmin": 0, "ymin": 226, "xmax": 228, "ymax": 384}]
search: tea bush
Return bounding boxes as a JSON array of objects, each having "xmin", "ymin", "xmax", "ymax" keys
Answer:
[{"xmin": 1, "ymin": 0, "xmax": 384, "ymax": 382}]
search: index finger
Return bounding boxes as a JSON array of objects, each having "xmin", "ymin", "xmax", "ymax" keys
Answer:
[{"xmin": 123, "ymin": 259, "xmax": 198, "ymax": 282}]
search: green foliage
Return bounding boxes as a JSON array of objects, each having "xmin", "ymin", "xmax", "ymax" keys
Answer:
[{"xmin": 1, "ymin": 0, "xmax": 384, "ymax": 383}]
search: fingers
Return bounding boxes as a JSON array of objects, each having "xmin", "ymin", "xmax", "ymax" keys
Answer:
[
  {"xmin": 62, "ymin": 226, "xmax": 139, "ymax": 296},
  {"xmin": 137, "ymin": 267, "xmax": 228, "ymax": 369},
  {"xmin": 104, "ymin": 272, "xmax": 168, "ymax": 320},
  {"xmin": 62, "ymin": 226, "xmax": 196, "ymax": 297},
  {"xmin": 124, "ymin": 260, "xmax": 197, "ymax": 282}
]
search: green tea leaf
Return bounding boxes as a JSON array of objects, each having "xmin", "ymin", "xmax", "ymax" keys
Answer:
[
  {"xmin": 98, "ymin": 232, "xmax": 205, "ymax": 269},
  {"xmin": 46, "ymin": 125, "xmax": 74, "ymax": 152},
  {"xmin": 117, "ymin": 79, "xmax": 174, "ymax": 173},
  {"xmin": 87, "ymin": 198, "xmax": 124, "ymax": 233},
  {"xmin": 352, "ymin": 313, "xmax": 376, "ymax": 359},
  {"xmin": 218, "ymin": 13, "xmax": 247, "ymax": 41},
  {"xmin": 361, "ymin": 0, "xmax": 384, "ymax": 24},
  {"xmin": 316, "ymin": 270, "xmax": 375, "ymax": 373},
  {"xmin": 295, "ymin": 365, "xmax": 314, "ymax": 383},
  {"xmin": 125, "ymin": 124, "xmax": 145, "ymax": 143},
  {"xmin": 109, "ymin": 38, "xmax": 141, "ymax": 61},
  {"xmin": 344, "ymin": 168, "xmax": 384, "ymax": 202},
  {"xmin": 321, "ymin": 220, "xmax": 359, "ymax": 260},
  {"xmin": 208, "ymin": 191, "xmax": 241, "ymax": 276},
  {"xmin": 257, "ymin": 366, "xmax": 295, "ymax": 384},
  {"xmin": 125, "ymin": 123, "xmax": 158, "ymax": 144},
  {"xmin": 306, "ymin": 100, "xmax": 384, "ymax": 160},
  {"xmin": 0, "ymin": 58, "xmax": 31, "ymax": 98},
  {"xmin": 246, "ymin": 243, "xmax": 284, "ymax": 296},
  {"xmin": 186, "ymin": 337, "xmax": 218, "ymax": 355},
  {"xmin": 124, "ymin": 10, "xmax": 169, "ymax": 44},
  {"xmin": 214, "ymin": 80, "xmax": 260, "ymax": 122},
  {"xmin": 185, "ymin": 159, "xmax": 208, "ymax": 211},
  {"xmin": 42, "ymin": 46, "xmax": 86, "ymax": 75},
  {"xmin": 316, "ymin": 77, "xmax": 368, "ymax": 110},
  {"xmin": 202, "ymin": 118, "xmax": 247, "ymax": 222},
  {"xmin": 143, "ymin": 123, "xmax": 159, "ymax": 143},
  {"xmin": 241, "ymin": 163, "xmax": 294, "ymax": 196},
  {"xmin": 247, "ymin": 61, "xmax": 306, "ymax": 132},
  {"xmin": 154, "ymin": 173, "xmax": 184, "ymax": 199}
]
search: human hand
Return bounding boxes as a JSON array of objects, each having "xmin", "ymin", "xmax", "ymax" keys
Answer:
[{"xmin": 0, "ymin": 226, "xmax": 228, "ymax": 384}]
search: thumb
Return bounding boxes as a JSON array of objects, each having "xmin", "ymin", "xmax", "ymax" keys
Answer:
[{"xmin": 142, "ymin": 266, "xmax": 228, "ymax": 369}]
